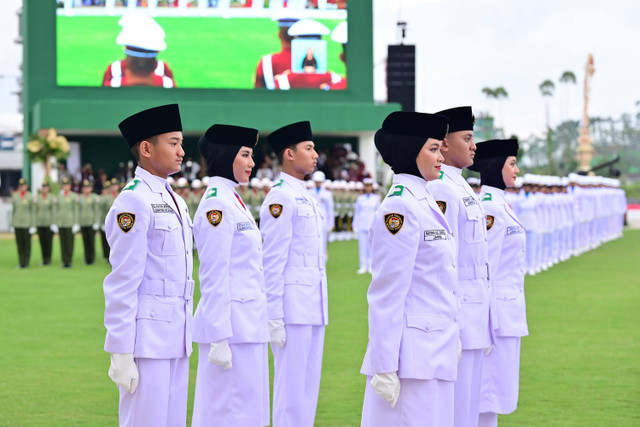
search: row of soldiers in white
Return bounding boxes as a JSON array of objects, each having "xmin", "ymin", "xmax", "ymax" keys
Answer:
[{"xmin": 103, "ymin": 104, "xmax": 626, "ymax": 427}]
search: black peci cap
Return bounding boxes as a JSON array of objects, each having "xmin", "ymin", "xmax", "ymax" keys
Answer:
[
  {"xmin": 267, "ymin": 121, "xmax": 313, "ymax": 154},
  {"xmin": 475, "ymin": 138, "xmax": 519, "ymax": 159},
  {"xmin": 118, "ymin": 104, "xmax": 183, "ymax": 149},
  {"xmin": 435, "ymin": 106, "xmax": 475, "ymax": 133},
  {"xmin": 382, "ymin": 111, "xmax": 449, "ymax": 140}
]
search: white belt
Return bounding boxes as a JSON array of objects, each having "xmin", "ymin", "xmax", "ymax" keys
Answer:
[
  {"xmin": 139, "ymin": 279, "xmax": 195, "ymax": 301},
  {"xmin": 458, "ymin": 263, "xmax": 490, "ymax": 281},
  {"xmin": 288, "ymin": 253, "xmax": 325, "ymax": 268}
]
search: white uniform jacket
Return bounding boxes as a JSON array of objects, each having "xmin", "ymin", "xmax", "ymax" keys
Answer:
[
  {"xmin": 192, "ymin": 177, "xmax": 269, "ymax": 344},
  {"xmin": 480, "ymin": 186, "xmax": 529, "ymax": 338},
  {"xmin": 361, "ymin": 174, "xmax": 460, "ymax": 381},
  {"xmin": 104, "ymin": 167, "xmax": 194, "ymax": 359},
  {"xmin": 260, "ymin": 172, "xmax": 329, "ymax": 325},
  {"xmin": 427, "ymin": 164, "xmax": 493, "ymax": 350},
  {"xmin": 353, "ymin": 192, "xmax": 381, "ymax": 232},
  {"xmin": 309, "ymin": 186, "xmax": 335, "ymax": 231}
]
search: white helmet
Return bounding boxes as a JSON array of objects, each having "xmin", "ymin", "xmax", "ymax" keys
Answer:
[
  {"xmin": 191, "ymin": 179, "xmax": 202, "ymax": 189},
  {"xmin": 312, "ymin": 171, "xmax": 326, "ymax": 182}
]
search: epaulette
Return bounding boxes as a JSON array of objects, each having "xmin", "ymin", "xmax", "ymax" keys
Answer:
[
  {"xmin": 482, "ymin": 193, "xmax": 492, "ymax": 201},
  {"xmin": 205, "ymin": 187, "xmax": 218, "ymax": 199},
  {"xmin": 388, "ymin": 184, "xmax": 404, "ymax": 197},
  {"xmin": 272, "ymin": 179, "xmax": 284, "ymax": 188},
  {"xmin": 122, "ymin": 179, "xmax": 140, "ymax": 192},
  {"xmin": 438, "ymin": 170, "xmax": 445, "ymax": 180}
]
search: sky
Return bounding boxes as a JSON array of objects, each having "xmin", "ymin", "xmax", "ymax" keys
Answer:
[
  {"xmin": 1, "ymin": 0, "xmax": 639, "ymax": 137},
  {"xmin": 373, "ymin": 0, "xmax": 640, "ymax": 139}
]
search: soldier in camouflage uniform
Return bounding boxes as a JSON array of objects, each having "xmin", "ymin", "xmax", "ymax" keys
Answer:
[
  {"xmin": 11, "ymin": 178, "xmax": 35, "ymax": 268},
  {"xmin": 34, "ymin": 180, "xmax": 56, "ymax": 265},
  {"xmin": 78, "ymin": 179, "xmax": 100, "ymax": 265},
  {"xmin": 56, "ymin": 177, "xmax": 79, "ymax": 268}
]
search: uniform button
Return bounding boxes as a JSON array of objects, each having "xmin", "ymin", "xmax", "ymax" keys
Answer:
[
  {"xmin": 453, "ymin": 289, "xmax": 457, "ymax": 295},
  {"xmin": 150, "ymin": 311, "xmax": 156, "ymax": 318},
  {"xmin": 463, "ymin": 296, "xmax": 469, "ymax": 302},
  {"xmin": 452, "ymin": 262, "xmax": 456, "ymax": 268},
  {"xmin": 485, "ymin": 238, "xmax": 488, "ymax": 242}
]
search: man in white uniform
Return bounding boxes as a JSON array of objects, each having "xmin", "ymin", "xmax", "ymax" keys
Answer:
[
  {"xmin": 427, "ymin": 106, "xmax": 494, "ymax": 427},
  {"xmin": 260, "ymin": 121, "xmax": 328, "ymax": 427},
  {"xmin": 352, "ymin": 177, "xmax": 381, "ymax": 274},
  {"xmin": 308, "ymin": 170, "xmax": 334, "ymax": 257},
  {"xmin": 103, "ymin": 104, "xmax": 194, "ymax": 427}
]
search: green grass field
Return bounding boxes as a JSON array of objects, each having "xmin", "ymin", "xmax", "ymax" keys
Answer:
[
  {"xmin": 1, "ymin": 230, "xmax": 639, "ymax": 426},
  {"xmin": 56, "ymin": 16, "xmax": 346, "ymax": 89}
]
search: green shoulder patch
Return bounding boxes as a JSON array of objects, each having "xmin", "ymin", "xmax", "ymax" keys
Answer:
[
  {"xmin": 122, "ymin": 179, "xmax": 140, "ymax": 192},
  {"xmin": 483, "ymin": 193, "xmax": 492, "ymax": 201},
  {"xmin": 438, "ymin": 170, "xmax": 444, "ymax": 180},
  {"xmin": 205, "ymin": 188, "xmax": 218, "ymax": 199},
  {"xmin": 388, "ymin": 185, "xmax": 404, "ymax": 197},
  {"xmin": 272, "ymin": 179, "xmax": 284, "ymax": 188}
]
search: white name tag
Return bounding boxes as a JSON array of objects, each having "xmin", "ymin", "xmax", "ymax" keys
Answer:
[
  {"xmin": 295, "ymin": 197, "xmax": 311, "ymax": 205},
  {"xmin": 462, "ymin": 196, "xmax": 478, "ymax": 207},
  {"xmin": 424, "ymin": 229, "xmax": 448, "ymax": 241},
  {"xmin": 152, "ymin": 203, "xmax": 174, "ymax": 214},
  {"xmin": 237, "ymin": 221, "xmax": 253, "ymax": 232},
  {"xmin": 507, "ymin": 226, "xmax": 524, "ymax": 235}
]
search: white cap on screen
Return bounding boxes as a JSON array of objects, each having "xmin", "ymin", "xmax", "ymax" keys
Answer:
[
  {"xmin": 288, "ymin": 19, "xmax": 330, "ymax": 37},
  {"xmin": 116, "ymin": 11, "xmax": 167, "ymax": 52},
  {"xmin": 331, "ymin": 21, "xmax": 347, "ymax": 44}
]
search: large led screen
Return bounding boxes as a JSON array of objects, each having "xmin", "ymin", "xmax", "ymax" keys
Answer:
[{"xmin": 56, "ymin": 1, "xmax": 347, "ymax": 90}]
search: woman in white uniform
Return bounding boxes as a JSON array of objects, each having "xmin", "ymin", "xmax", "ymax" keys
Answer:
[
  {"xmin": 469, "ymin": 138, "xmax": 528, "ymax": 427},
  {"xmin": 360, "ymin": 111, "xmax": 461, "ymax": 427},
  {"xmin": 191, "ymin": 124, "xmax": 270, "ymax": 427},
  {"xmin": 353, "ymin": 177, "xmax": 381, "ymax": 274}
]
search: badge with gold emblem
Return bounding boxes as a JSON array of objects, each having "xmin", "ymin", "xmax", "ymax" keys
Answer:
[
  {"xmin": 207, "ymin": 210, "xmax": 223, "ymax": 227},
  {"xmin": 384, "ymin": 213, "xmax": 404, "ymax": 235},
  {"xmin": 117, "ymin": 212, "xmax": 135, "ymax": 233},
  {"xmin": 486, "ymin": 215, "xmax": 495, "ymax": 230},
  {"xmin": 436, "ymin": 201, "xmax": 447, "ymax": 214},
  {"xmin": 269, "ymin": 204, "xmax": 283, "ymax": 218}
]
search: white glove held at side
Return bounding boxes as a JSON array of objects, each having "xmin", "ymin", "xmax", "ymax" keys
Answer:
[
  {"xmin": 108, "ymin": 353, "xmax": 139, "ymax": 394},
  {"xmin": 50, "ymin": 225, "xmax": 59, "ymax": 233},
  {"xmin": 92, "ymin": 223, "xmax": 99, "ymax": 231},
  {"xmin": 485, "ymin": 344, "xmax": 494, "ymax": 356},
  {"xmin": 268, "ymin": 319, "xmax": 286, "ymax": 348},
  {"xmin": 72, "ymin": 224, "xmax": 80, "ymax": 234},
  {"xmin": 29, "ymin": 227, "xmax": 36, "ymax": 235},
  {"xmin": 209, "ymin": 340, "xmax": 232, "ymax": 370},
  {"xmin": 370, "ymin": 372, "xmax": 401, "ymax": 408}
]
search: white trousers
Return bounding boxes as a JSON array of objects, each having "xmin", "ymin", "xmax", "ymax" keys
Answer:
[
  {"xmin": 358, "ymin": 230, "xmax": 371, "ymax": 270},
  {"xmin": 192, "ymin": 343, "xmax": 270, "ymax": 427},
  {"xmin": 361, "ymin": 377, "xmax": 454, "ymax": 427},
  {"xmin": 271, "ymin": 324, "xmax": 325, "ymax": 427},
  {"xmin": 454, "ymin": 349, "xmax": 484, "ymax": 427},
  {"xmin": 118, "ymin": 357, "xmax": 189, "ymax": 427}
]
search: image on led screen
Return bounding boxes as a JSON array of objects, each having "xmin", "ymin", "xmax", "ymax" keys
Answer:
[{"xmin": 56, "ymin": 1, "xmax": 347, "ymax": 90}]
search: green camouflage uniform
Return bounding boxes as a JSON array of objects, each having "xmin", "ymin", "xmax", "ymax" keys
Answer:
[
  {"xmin": 56, "ymin": 190, "xmax": 78, "ymax": 267},
  {"xmin": 78, "ymin": 192, "xmax": 100, "ymax": 264}
]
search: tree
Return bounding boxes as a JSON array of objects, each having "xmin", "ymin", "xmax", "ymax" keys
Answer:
[
  {"xmin": 558, "ymin": 71, "xmax": 577, "ymax": 121},
  {"xmin": 539, "ymin": 79, "xmax": 556, "ymax": 174},
  {"xmin": 481, "ymin": 86, "xmax": 509, "ymax": 134}
]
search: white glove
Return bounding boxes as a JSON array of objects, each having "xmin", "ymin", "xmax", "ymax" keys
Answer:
[
  {"xmin": 484, "ymin": 344, "xmax": 494, "ymax": 356},
  {"xmin": 50, "ymin": 224, "xmax": 59, "ymax": 234},
  {"xmin": 29, "ymin": 227, "xmax": 36, "ymax": 235},
  {"xmin": 268, "ymin": 319, "xmax": 286, "ymax": 348},
  {"xmin": 92, "ymin": 223, "xmax": 99, "ymax": 231},
  {"xmin": 72, "ymin": 224, "xmax": 80, "ymax": 234},
  {"xmin": 100, "ymin": 224, "xmax": 106, "ymax": 232},
  {"xmin": 108, "ymin": 353, "xmax": 139, "ymax": 394},
  {"xmin": 370, "ymin": 372, "xmax": 401, "ymax": 407},
  {"xmin": 208, "ymin": 340, "xmax": 232, "ymax": 370}
]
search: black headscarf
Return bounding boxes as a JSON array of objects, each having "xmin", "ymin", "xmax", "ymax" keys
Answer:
[
  {"xmin": 468, "ymin": 138, "xmax": 519, "ymax": 190},
  {"xmin": 198, "ymin": 124, "xmax": 259, "ymax": 183}
]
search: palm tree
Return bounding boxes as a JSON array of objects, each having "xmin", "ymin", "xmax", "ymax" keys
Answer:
[
  {"xmin": 539, "ymin": 79, "xmax": 556, "ymax": 174},
  {"xmin": 559, "ymin": 71, "xmax": 576, "ymax": 121},
  {"xmin": 481, "ymin": 86, "xmax": 509, "ymax": 135}
]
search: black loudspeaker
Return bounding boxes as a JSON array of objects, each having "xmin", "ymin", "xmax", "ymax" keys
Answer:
[{"xmin": 387, "ymin": 44, "xmax": 416, "ymax": 112}]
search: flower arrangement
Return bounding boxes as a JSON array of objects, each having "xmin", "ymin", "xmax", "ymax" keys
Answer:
[{"xmin": 27, "ymin": 128, "xmax": 70, "ymax": 163}]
